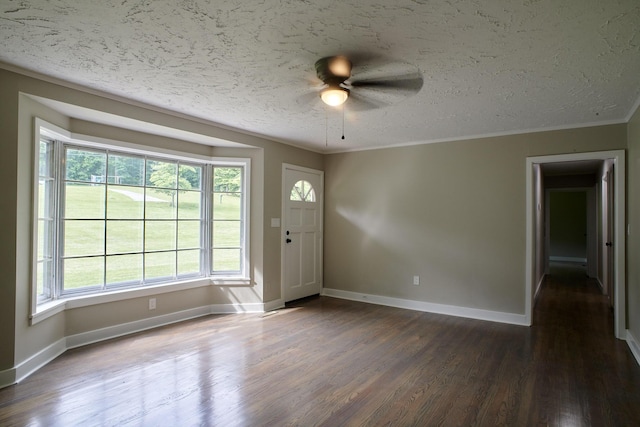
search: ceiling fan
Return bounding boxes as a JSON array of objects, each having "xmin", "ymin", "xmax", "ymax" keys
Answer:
[{"xmin": 310, "ymin": 55, "xmax": 424, "ymax": 110}]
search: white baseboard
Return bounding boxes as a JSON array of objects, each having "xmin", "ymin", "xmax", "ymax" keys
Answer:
[
  {"xmin": 2, "ymin": 302, "xmax": 270, "ymax": 389},
  {"xmin": 596, "ymin": 277, "xmax": 605, "ymax": 293},
  {"xmin": 66, "ymin": 306, "xmax": 213, "ymax": 349},
  {"xmin": 264, "ymin": 298, "xmax": 285, "ymax": 312},
  {"xmin": 322, "ymin": 288, "xmax": 528, "ymax": 326},
  {"xmin": 210, "ymin": 302, "xmax": 266, "ymax": 314},
  {"xmin": 626, "ymin": 329, "xmax": 640, "ymax": 366},
  {"xmin": 0, "ymin": 338, "xmax": 67, "ymax": 389},
  {"xmin": 15, "ymin": 338, "xmax": 67, "ymax": 383},
  {"xmin": 549, "ymin": 256, "xmax": 587, "ymax": 263}
]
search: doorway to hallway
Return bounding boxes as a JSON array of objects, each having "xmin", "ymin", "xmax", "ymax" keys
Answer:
[{"xmin": 525, "ymin": 150, "xmax": 626, "ymax": 339}]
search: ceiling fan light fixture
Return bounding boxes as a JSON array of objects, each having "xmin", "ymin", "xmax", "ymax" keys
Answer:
[{"xmin": 320, "ymin": 86, "xmax": 349, "ymax": 107}]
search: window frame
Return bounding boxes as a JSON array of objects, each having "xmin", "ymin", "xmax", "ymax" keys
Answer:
[{"xmin": 31, "ymin": 119, "xmax": 251, "ymax": 323}]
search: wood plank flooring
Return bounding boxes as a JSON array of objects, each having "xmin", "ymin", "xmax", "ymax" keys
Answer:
[{"xmin": 2, "ymin": 264, "xmax": 640, "ymax": 426}]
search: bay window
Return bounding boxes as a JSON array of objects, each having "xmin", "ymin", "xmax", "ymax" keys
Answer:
[{"xmin": 33, "ymin": 120, "xmax": 249, "ymax": 309}]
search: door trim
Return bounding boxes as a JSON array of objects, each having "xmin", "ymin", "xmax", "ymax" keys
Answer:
[
  {"xmin": 281, "ymin": 163, "xmax": 324, "ymax": 302},
  {"xmin": 525, "ymin": 150, "xmax": 626, "ymax": 338}
]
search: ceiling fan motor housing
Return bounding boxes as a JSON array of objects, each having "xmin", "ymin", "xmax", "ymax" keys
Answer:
[{"xmin": 315, "ymin": 56, "xmax": 352, "ymax": 85}]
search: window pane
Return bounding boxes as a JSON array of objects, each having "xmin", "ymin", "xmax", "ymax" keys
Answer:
[
  {"xmin": 145, "ymin": 251, "xmax": 176, "ymax": 280},
  {"xmin": 38, "ymin": 180, "xmax": 55, "ymax": 218},
  {"xmin": 179, "ymin": 164, "xmax": 201, "ymax": 191},
  {"xmin": 64, "ymin": 257, "xmax": 104, "ymax": 290},
  {"xmin": 212, "ymin": 249, "xmax": 241, "ymax": 272},
  {"xmin": 107, "ymin": 221, "xmax": 143, "ymax": 254},
  {"xmin": 107, "ymin": 186, "xmax": 144, "ymax": 219},
  {"xmin": 145, "ymin": 188, "xmax": 177, "ymax": 219},
  {"xmin": 178, "ymin": 221, "xmax": 200, "ymax": 249},
  {"xmin": 291, "ymin": 180, "xmax": 316, "ymax": 202},
  {"xmin": 108, "ymin": 154, "xmax": 144, "ymax": 186},
  {"xmin": 145, "ymin": 221, "xmax": 176, "ymax": 251},
  {"xmin": 213, "ymin": 193, "xmax": 241, "ymax": 220},
  {"xmin": 64, "ymin": 183, "xmax": 105, "ymax": 219},
  {"xmin": 146, "ymin": 160, "xmax": 177, "ymax": 189},
  {"xmin": 37, "ymin": 261, "xmax": 44, "ymax": 297},
  {"xmin": 37, "ymin": 219, "xmax": 51, "ymax": 260},
  {"xmin": 213, "ymin": 221, "xmax": 241, "ymax": 247},
  {"xmin": 39, "ymin": 140, "xmax": 54, "ymax": 177},
  {"xmin": 106, "ymin": 254, "xmax": 143, "ymax": 285},
  {"xmin": 213, "ymin": 167, "xmax": 242, "ymax": 192},
  {"xmin": 178, "ymin": 190, "xmax": 201, "ymax": 219},
  {"xmin": 65, "ymin": 148, "xmax": 106, "ymax": 183},
  {"xmin": 64, "ymin": 220, "xmax": 105, "ymax": 257},
  {"xmin": 178, "ymin": 250, "xmax": 200, "ymax": 276}
]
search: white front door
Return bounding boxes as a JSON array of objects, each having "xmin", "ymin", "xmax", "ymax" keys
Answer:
[{"xmin": 282, "ymin": 164, "xmax": 323, "ymax": 302}]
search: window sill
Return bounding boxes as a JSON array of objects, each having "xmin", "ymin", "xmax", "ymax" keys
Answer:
[
  {"xmin": 31, "ymin": 299, "xmax": 66, "ymax": 325},
  {"xmin": 210, "ymin": 277, "xmax": 252, "ymax": 286},
  {"xmin": 31, "ymin": 276, "xmax": 253, "ymax": 325}
]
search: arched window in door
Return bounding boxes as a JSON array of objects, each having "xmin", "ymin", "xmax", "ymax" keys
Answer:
[{"xmin": 290, "ymin": 180, "xmax": 316, "ymax": 202}]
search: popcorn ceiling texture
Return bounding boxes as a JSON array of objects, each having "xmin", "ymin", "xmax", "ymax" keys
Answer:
[{"xmin": 1, "ymin": 0, "xmax": 639, "ymax": 151}]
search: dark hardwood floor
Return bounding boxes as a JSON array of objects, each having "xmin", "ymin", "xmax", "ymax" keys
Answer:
[{"xmin": 2, "ymin": 264, "xmax": 640, "ymax": 426}]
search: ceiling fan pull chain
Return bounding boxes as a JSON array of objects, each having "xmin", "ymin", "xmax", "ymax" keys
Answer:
[
  {"xmin": 341, "ymin": 104, "xmax": 345, "ymax": 140},
  {"xmin": 325, "ymin": 107, "xmax": 329, "ymax": 147}
]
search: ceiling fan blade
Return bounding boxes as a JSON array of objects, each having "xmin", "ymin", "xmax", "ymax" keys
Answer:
[
  {"xmin": 350, "ymin": 74, "xmax": 424, "ymax": 93},
  {"xmin": 346, "ymin": 91, "xmax": 388, "ymax": 111},
  {"xmin": 295, "ymin": 85, "xmax": 324, "ymax": 106}
]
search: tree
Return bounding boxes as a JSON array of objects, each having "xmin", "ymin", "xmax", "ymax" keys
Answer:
[
  {"xmin": 65, "ymin": 149, "xmax": 106, "ymax": 182},
  {"xmin": 148, "ymin": 161, "xmax": 195, "ymax": 206},
  {"xmin": 213, "ymin": 167, "xmax": 241, "ymax": 193}
]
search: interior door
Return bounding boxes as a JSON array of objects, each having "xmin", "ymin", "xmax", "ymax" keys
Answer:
[
  {"xmin": 282, "ymin": 164, "xmax": 323, "ymax": 302},
  {"xmin": 605, "ymin": 166, "xmax": 615, "ymax": 307}
]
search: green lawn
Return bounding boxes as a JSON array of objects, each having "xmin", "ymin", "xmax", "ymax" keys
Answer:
[{"xmin": 53, "ymin": 184, "xmax": 242, "ymax": 290}]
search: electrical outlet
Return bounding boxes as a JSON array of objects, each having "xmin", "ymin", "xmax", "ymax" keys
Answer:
[
  {"xmin": 149, "ymin": 298, "xmax": 156, "ymax": 310},
  {"xmin": 413, "ymin": 276, "xmax": 420, "ymax": 286}
]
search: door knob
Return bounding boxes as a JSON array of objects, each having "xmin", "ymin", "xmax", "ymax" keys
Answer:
[
  {"xmin": 606, "ymin": 242, "xmax": 613, "ymax": 247},
  {"xmin": 286, "ymin": 238, "xmax": 292, "ymax": 243}
]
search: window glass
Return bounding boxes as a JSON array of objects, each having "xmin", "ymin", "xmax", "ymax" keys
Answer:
[
  {"xmin": 211, "ymin": 167, "xmax": 243, "ymax": 275},
  {"xmin": 290, "ymin": 180, "xmax": 316, "ymax": 202},
  {"xmin": 34, "ymin": 124, "xmax": 247, "ymax": 305}
]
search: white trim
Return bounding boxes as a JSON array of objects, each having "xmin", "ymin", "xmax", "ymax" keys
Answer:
[
  {"xmin": 625, "ymin": 93, "xmax": 640, "ymax": 122},
  {"xmin": 264, "ymin": 298, "xmax": 285, "ymax": 312},
  {"xmin": 525, "ymin": 157, "xmax": 534, "ymax": 326},
  {"xmin": 322, "ymin": 288, "xmax": 528, "ymax": 326},
  {"xmin": 66, "ymin": 302, "xmax": 265, "ymax": 349},
  {"xmin": 596, "ymin": 277, "xmax": 605, "ymax": 294},
  {"xmin": 549, "ymin": 256, "xmax": 587, "ymax": 263},
  {"xmin": 15, "ymin": 338, "xmax": 67, "ymax": 384},
  {"xmin": 2, "ymin": 301, "xmax": 272, "ymax": 389},
  {"xmin": 66, "ymin": 306, "xmax": 213, "ymax": 349},
  {"xmin": 281, "ymin": 163, "xmax": 324, "ymax": 303},
  {"xmin": 526, "ymin": 150, "xmax": 626, "ymax": 339},
  {"xmin": 626, "ymin": 330, "xmax": 640, "ymax": 366},
  {"xmin": 326, "ymin": 119, "xmax": 627, "ymax": 154},
  {"xmin": 210, "ymin": 303, "xmax": 265, "ymax": 314}
]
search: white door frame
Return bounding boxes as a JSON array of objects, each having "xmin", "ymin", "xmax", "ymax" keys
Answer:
[
  {"xmin": 281, "ymin": 163, "xmax": 324, "ymax": 302},
  {"xmin": 525, "ymin": 150, "xmax": 626, "ymax": 338}
]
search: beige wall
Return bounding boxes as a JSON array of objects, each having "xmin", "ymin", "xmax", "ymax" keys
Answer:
[
  {"xmin": 628, "ymin": 105, "xmax": 640, "ymax": 340},
  {"xmin": 0, "ymin": 70, "xmax": 20, "ymax": 372},
  {"xmin": 0, "ymin": 68, "xmax": 323, "ymax": 376},
  {"xmin": 2, "ymin": 65, "xmax": 638, "ymax": 383},
  {"xmin": 324, "ymin": 125, "xmax": 627, "ymax": 315}
]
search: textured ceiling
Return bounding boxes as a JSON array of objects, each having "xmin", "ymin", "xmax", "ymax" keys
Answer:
[{"xmin": 1, "ymin": 0, "xmax": 639, "ymax": 152}]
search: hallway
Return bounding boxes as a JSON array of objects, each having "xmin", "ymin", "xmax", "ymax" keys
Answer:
[{"xmin": 530, "ymin": 261, "xmax": 640, "ymax": 425}]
